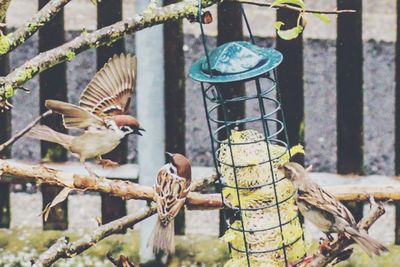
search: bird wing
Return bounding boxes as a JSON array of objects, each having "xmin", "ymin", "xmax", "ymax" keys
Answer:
[
  {"xmin": 154, "ymin": 168, "xmax": 190, "ymax": 226},
  {"xmin": 79, "ymin": 54, "xmax": 137, "ymax": 117},
  {"xmin": 298, "ymin": 182, "xmax": 356, "ymax": 226},
  {"xmin": 45, "ymin": 100, "xmax": 105, "ymax": 129}
]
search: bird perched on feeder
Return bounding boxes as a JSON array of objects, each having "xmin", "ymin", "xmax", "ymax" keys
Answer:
[
  {"xmin": 27, "ymin": 54, "xmax": 144, "ymax": 174},
  {"xmin": 279, "ymin": 162, "xmax": 388, "ymax": 258},
  {"xmin": 152, "ymin": 152, "xmax": 192, "ymax": 254}
]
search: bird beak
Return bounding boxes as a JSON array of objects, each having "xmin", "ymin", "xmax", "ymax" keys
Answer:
[
  {"xmin": 133, "ymin": 127, "xmax": 145, "ymax": 136},
  {"xmin": 165, "ymin": 152, "xmax": 174, "ymax": 162}
]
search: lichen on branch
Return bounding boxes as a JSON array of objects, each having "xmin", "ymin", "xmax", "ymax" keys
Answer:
[
  {"xmin": 0, "ymin": 0, "xmax": 72, "ymax": 56},
  {"xmin": 0, "ymin": 0, "xmax": 221, "ymax": 101}
]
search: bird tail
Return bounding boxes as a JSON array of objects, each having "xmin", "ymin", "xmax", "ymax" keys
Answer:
[
  {"xmin": 151, "ymin": 219, "xmax": 175, "ymax": 255},
  {"xmin": 346, "ymin": 227, "xmax": 388, "ymax": 257},
  {"xmin": 26, "ymin": 125, "xmax": 72, "ymax": 149}
]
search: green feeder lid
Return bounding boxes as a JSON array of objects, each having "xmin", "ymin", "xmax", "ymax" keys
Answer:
[{"xmin": 189, "ymin": 41, "xmax": 283, "ymax": 83}]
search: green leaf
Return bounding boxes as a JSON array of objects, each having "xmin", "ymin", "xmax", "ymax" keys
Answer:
[
  {"xmin": 312, "ymin": 13, "xmax": 331, "ymax": 24},
  {"xmin": 271, "ymin": 0, "xmax": 305, "ymax": 8},
  {"xmin": 275, "ymin": 21, "xmax": 304, "ymax": 40}
]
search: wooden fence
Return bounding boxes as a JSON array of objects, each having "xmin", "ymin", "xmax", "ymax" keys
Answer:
[{"xmin": 0, "ymin": 0, "xmax": 400, "ymax": 246}]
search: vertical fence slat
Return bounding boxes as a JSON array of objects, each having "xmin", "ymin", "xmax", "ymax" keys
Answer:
[
  {"xmin": 38, "ymin": 0, "xmax": 68, "ymax": 230},
  {"xmin": 164, "ymin": 0, "xmax": 186, "ymax": 236},
  {"xmin": 337, "ymin": 0, "xmax": 363, "ymax": 175},
  {"xmin": 136, "ymin": 0, "xmax": 165, "ymax": 262},
  {"xmin": 97, "ymin": 0, "xmax": 127, "ymax": 224},
  {"xmin": 217, "ymin": 1, "xmax": 244, "ymax": 237},
  {"xmin": 39, "ymin": 10, "xmax": 68, "ymax": 230},
  {"xmin": 0, "ymin": 24, "xmax": 10, "ymax": 228},
  {"xmin": 396, "ymin": 201, "xmax": 400, "ymax": 245},
  {"xmin": 337, "ymin": 0, "xmax": 363, "ymax": 221},
  {"xmin": 276, "ymin": 9, "xmax": 304, "ymax": 165},
  {"xmin": 395, "ymin": 0, "xmax": 400, "ymax": 245}
]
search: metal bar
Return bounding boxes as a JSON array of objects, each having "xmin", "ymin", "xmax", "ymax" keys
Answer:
[
  {"xmin": 164, "ymin": 0, "xmax": 186, "ymax": 236},
  {"xmin": 97, "ymin": 0, "xmax": 127, "ymax": 224},
  {"xmin": 255, "ymin": 77, "xmax": 289, "ymax": 266},
  {"xmin": 337, "ymin": 0, "xmax": 363, "ymax": 174},
  {"xmin": 38, "ymin": 0, "xmax": 68, "ymax": 230},
  {"xmin": 276, "ymin": 8, "xmax": 304, "ymax": 165}
]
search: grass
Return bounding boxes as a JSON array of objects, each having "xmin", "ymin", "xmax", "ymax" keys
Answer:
[{"xmin": 0, "ymin": 227, "xmax": 397, "ymax": 266}]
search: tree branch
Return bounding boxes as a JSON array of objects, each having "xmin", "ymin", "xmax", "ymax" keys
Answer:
[
  {"xmin": 308, "ymin": 197, "xmax": 386, "ymax": 266},
  {"xmin": 30, "ymin": 171, "xmax": 216, "ymax": 267},
  {"xmin": 0, "ymin": 0, "xmax": 222, "ymax": 101},
  {"xmin": 0, "ymin": 0, "xmax": 72, "ymax": 56},
  {"xmin": 1, "ymin": 160, "xmax": 400, "ymax": 209},
  {"xmin": 237, "ymin": 0, "xmax": 355, "ymax": 14},
  {"xmin": 0, "ymin": 110, "xmax": 52, "ymax": 153},
  {"xmin": 0, "ymin": 159, "xmax": 218, "ymax": 209}
]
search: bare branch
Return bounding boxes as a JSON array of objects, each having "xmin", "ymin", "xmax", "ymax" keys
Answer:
[
  {"xmin": 31, "ymin": 172, "xmax": 215, "ymax": 267},
  {"xmin": 1, "ymin": 159, "xmax": 400, "ymax": 209},
  {"xmin": 308, "ymin": 198, "xmax": 386, "ymax": 267},
  {"xmin": 0, "ymin": 159, "xmax": 217, "ymax": 208},
  {"xmin": 237, "ymin": 0, "xmax": 356, "ymax": 14},
  {"xmin": 0, "ymin": 110, "xmax": 52, "ymax": 153},
  {"xmin": 0, "ymin": 0, "xmax": 72, "ymax": 56}
]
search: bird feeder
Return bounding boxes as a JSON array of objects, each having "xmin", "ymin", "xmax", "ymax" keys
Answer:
[{"xmin": 189, "ymin": 2, "xmax": 306, "ymax": 267}]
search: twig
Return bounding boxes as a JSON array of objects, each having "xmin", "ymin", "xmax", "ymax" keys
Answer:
[
  {"xmin": 237, "ymin": 0, "xmax": 356, "ymax": 14},
  {"xmin": 308, "ymin": 197, "xmax": 386, "ymax": 267},
  {"xmin": 31, "ymin": 173, "xmax": 214, "ymax": 267},
  {"xmin": 0, "ymin": 110, "xmax": 52, "ymax": 153},
  {"xmin": 0, "ymin": 0, "xmax": 72, "ymax": 56}
]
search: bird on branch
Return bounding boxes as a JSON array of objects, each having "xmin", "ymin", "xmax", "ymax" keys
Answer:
[
  {"xmin": 279, "ymin": 162, "xmax": 388, "ymax": 259},
  {"xmin": 151, "ymin": 152, "xmax": 192, "ymax": 254},
  {"xmin": 27, "ymin": 54, "xmax": 144, "ymax": 176}
]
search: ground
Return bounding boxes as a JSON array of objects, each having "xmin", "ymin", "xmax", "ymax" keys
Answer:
[{"xmin": 0, "ymin": 227, "xmax": 399, "ymax": 266}]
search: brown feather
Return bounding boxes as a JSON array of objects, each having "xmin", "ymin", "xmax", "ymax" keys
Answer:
[
  {"xmin": 79, "ymin": 54, "xmax": 137, "ymax": 117},
  {"xmin": 45, "ymin": 100, "xmax": 104, "ymax": 129}
]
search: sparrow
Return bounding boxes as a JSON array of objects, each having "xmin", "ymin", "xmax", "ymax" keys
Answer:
[
  {"xmin": 27, "ymin": 124, "xmax": 137, "ymax": 176},
  {"xmin": 27, "ymin": 54, "xmax": 144, "ymax": 174},
  {"xmin": 44, "ymin": 53, "xmax": 142, "ymax": 134},
  {"xmin": 152, "ymin": 152, "xmax": 192, "ymax": 254},
  {"xmin": 279, "ymin": 162, "xmax": 388, "ymax": 258}
]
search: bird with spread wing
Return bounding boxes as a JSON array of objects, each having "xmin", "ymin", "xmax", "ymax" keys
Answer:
[{"xmin": 27, "ymin": 54, "xmax": 144, "ymax": 176}]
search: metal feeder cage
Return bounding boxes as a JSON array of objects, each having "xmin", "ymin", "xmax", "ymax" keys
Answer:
[{"xmin": 189, "ymin": 2, "xmax": 306, "ymax": 267}]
